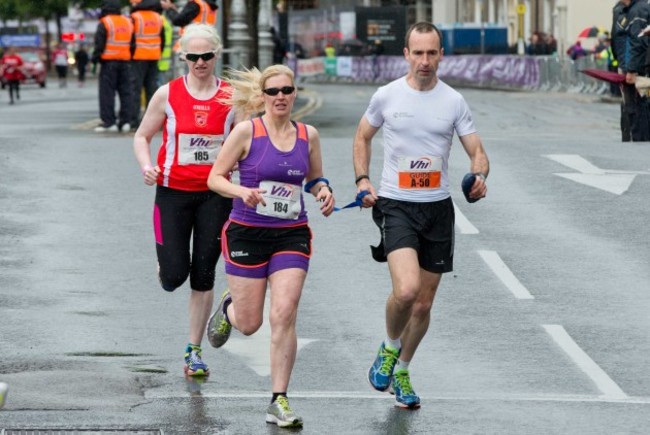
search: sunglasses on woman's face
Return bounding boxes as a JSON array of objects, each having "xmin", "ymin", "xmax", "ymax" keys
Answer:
[
  {"xmin": 184, "ymin": 51, "xmax": 217, "ymax": 62},
  {"xmin": 262, "ymin": 86, "xmax": 296, "ymax": 96}
]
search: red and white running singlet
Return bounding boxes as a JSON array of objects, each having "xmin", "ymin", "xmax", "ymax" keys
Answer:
[{"xmin": 157, "ymin": 75, "xmax": 232, "ymax": 191}]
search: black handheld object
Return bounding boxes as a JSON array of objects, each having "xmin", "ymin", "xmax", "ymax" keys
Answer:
[{"xmin": 462, "ymin": 173, "xmax": 480, "ymax": 203}]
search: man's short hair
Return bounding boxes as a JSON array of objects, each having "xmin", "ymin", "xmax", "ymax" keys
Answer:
[{"xmin": 405, "ymin": 22, "xmax": 443, "ymax": 50}]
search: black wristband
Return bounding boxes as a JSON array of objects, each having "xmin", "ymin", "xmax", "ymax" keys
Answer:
[{"xmin": 355, "ymin": 174, "xmax": 369, "ymax": 184}]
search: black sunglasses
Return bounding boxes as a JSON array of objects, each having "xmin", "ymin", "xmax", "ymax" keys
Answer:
[
  {"xmin": 262, "ymin": 86, "xmax": 296, "ymax": 96},
  {"xmin": 184, "ymin": 51, "xmax": 217, "ymax": 62}
]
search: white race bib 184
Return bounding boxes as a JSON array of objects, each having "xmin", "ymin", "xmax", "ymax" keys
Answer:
[
  {"xmin": 178, "ymin": 134, "xmax": 223, "ymax": 165},
  {"xmin": 256, "ymin": 180, "xmax": 302, "ymax": 220}
]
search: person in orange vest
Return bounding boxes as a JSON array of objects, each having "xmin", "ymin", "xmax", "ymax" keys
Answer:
[
  {"xmin": 92, "ymin": 0, "xmax": 135, "ymax": 133},
  {"xmin": 160, "ymin": 0, "xmax": 218, "ymax": 53},
  {"xmin": 130, "ymin": 0, "xmax": 166, "ymax": 129}
]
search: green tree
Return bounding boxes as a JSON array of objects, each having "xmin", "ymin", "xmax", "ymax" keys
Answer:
[{"xmin": 0, "ymin": 0, "xmax": 34, "ymax": 32}]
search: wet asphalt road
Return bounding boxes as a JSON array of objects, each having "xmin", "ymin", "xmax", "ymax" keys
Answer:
[{"xmin": 0, "ymin": 77, "xmax": 649, "ymax": 434}]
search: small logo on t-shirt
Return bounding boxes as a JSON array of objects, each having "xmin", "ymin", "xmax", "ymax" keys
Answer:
[
  {"xmin": 287, "ymin": 169, "xmax": 304, "ymax": 176},
  {"xmin": 194, "ymin": 111, "xmax": 208, "ymax": 128},
  {"xmin": 393, "ymin": 112, "xmax": 414, "ymax": 119}
]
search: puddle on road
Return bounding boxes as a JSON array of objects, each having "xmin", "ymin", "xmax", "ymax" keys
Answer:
[
  {"xmin": 2, "ymin": 430, "xmax": 163, "ymax": 435},
  {"xmin": 65, "ymin": 352, "xmax": 151, "ymax": 358}
]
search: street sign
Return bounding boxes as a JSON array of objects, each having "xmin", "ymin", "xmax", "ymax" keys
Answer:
[
  {"xmin": 517, "ymin": 4, "xmax": 526, "ymax": 15},
  {"xmin": 0, "ymin": 34, "xmax": 41, "ymax": 48}
]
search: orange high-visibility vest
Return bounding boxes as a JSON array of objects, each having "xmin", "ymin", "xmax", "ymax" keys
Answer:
[
  {"xmin": 131, "ymin": 10, "xmax": 163, "ymax": 60},
  {"xmin": 100, "ymin": 15, "xmax": 134, "ymax": 61},
  {"xmin": 175, "ymin": 0, "xmax": 218, "ymax": 51},
  {"xmin": 190, "ymin": 0, "xmax": 216, "ymax": 27}
]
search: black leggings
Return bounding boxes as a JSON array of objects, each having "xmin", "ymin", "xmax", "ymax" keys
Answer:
[
  {"xmin": 7, "ymin": 80, "xmax": 19, "ymax": 102},
  {"xmin": 154, "ymin": 185, "xmax": 232, "ymax": 291}
]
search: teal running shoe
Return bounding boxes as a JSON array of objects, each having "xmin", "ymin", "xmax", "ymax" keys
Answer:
[
  {"xmin": 207, "ymin": 290, "xmax": 232, "ymax": 348},
  {"xmin": 184, "ymin": 345, "xmax": 209, "ymax": 377},
  {"xmin": 368, "ymin": 342, "xmax": 400, "ymax": 392},
  {"xmin": 266, "ymin": 395, "xmax": 303, "ymax": 428},
  {"xmin": 392, "ymin": 369, "xmax": 421, "ymax": 409}
]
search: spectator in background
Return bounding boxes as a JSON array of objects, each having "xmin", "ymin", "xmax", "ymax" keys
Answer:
[
  {"xmin": 52, "ymin": 42, "xmax": 69, "ymax": 88},
  {"xmin": 594, "ymin": 33, "xmax": 610, "ymax": 55},
  {"xmin": 0, "ymin": 46, "xmax": 23, "ymax": 105},
  {"xmin": 286, "ymin": 41, "xmax": 306, "ymax": 59},
  {"xmin": 324, "ymin": 42, "xmax": 336, "ymax": 58},
  {"xmin": 369, "ymin": 39, "xmax": 384, "ymax": 80},
  {"xmin": 544, "ymin": 33, "xmax": 558, "ymax": 55},
  {"xmin": 130, "ymin": 0, "xmax": 165, "ymax": 130},
  {"xmin": 566, "ymin": 40, "xmax": 588, "ymax": 60},
  {"xmin": 158, "ymin": 14, "xmax": 174, "ymax": 85},
  {"xmin": 92, "ymin": 0, "xmax": 135, "ymax": 133},
  {"xmin": 160, "ymin": 0, "xmax": 217, "ymax": 55},
  {"xmin": 74, "ymin": 45, "xmax": 90, "ymax": 87},
  {"xmin": 620, "ymin": 0, "xmax": 650, "ymax": 141},
  {"xmin": 271, "ymin": 26, "xmax": 286, "ymax": 64},
  {"xmin": 612, "ymin": 0, "xmax": 629, "ymax": 138},
  {"xmin": 526, "ymin": 32, "xmax": 547, "ymax": 55}
]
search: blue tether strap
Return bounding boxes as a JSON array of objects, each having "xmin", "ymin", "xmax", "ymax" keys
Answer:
[{"xmin": 334, "ymin": 190, "xmax": 370, "ymax": 211}]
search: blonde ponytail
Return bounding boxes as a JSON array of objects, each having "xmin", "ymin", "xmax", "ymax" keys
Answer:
[{"xmin": 220, "ymin": 64, "xmax": 296, "ymax": 117}]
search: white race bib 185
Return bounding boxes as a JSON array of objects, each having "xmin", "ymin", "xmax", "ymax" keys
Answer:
[{"xmin": 178, "ymin": 134, "xmax": 223, "ymax": 165}]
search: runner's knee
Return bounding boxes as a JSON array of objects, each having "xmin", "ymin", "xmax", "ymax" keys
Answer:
[
  {"xmin": 159, "ymin": 269, "xmax": 189, "ymax": 292},
  {"xmin": 238, "ymin": 318, "xmax": 263, "ymax": 336}
]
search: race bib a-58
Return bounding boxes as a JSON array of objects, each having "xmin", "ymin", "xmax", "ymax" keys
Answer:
[{"xmin": 397, "ymin": 156, "xmax": 442, "ymax": 189}]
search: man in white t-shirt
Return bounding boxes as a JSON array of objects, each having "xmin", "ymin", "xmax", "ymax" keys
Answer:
[{"xmin": 353, "ymin": 22, "xmax": 490, "ymax": 409}]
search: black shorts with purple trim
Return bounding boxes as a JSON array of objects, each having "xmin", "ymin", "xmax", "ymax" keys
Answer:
[{"xmin": 221, "ymin": 220, "xmax": 312, "ymax": 278}]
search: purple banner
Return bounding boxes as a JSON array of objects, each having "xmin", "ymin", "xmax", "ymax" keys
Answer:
[{"xmin": 298, "ymin": 55, "xmax": 542, "ymax": 90}]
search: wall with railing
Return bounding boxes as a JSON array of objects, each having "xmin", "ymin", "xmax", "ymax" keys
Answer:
[{"xmin": 291, "ymin": 55, "xmax": 613, "ymax": 94}]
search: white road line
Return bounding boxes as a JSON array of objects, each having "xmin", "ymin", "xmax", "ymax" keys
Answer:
[
  {"xmin": 544, "ymin": 154, "xmax": 605, "ymax": 174},
  {"xmin": 543, "ymin": 324, "xmax": 628, "ymax": 400},
  {"xmin": 478, "ymin": 250, "xmax": 534, "ymax": 299},
  {"xmin": 453, "ymin": 201, "xmax": 479, "ymax": 234},
  {"xmin": 145, "ymin": 390, "xmax": 649, "ymax": 404}
]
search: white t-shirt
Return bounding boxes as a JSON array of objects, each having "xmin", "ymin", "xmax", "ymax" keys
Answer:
[{"xmin": 364, "ymin": 76, "xmax": 477, "ymax": 202}]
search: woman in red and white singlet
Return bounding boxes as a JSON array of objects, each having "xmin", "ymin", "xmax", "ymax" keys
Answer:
[{"xmin": 133, "ymin": 24, "xmax": 240, "ymax": 378}]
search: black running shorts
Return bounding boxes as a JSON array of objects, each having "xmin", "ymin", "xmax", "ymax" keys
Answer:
[{"xmin": 371, "ymin": 196, "xmax": 454, "ymax": 273}]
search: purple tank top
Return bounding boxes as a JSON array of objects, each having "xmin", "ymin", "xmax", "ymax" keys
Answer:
[{"xmin": 230, "ymin": 117, "xmax": 310, "ymax": 227}]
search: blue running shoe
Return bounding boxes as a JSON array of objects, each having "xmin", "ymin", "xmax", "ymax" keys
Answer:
[
  {"xmin": 368, "ymin": 342, "xmax": 400, "ymax": 392},
  {"xmin": 184, "ymin": 345, "xmax": 209, "ymax": 377},
  {"xmin": 392, "ymin": 369, "xmax": 421, "ymax": 409}
]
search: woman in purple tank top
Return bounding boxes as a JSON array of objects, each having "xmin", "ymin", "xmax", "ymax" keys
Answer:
[{"xmin": 205, "ymin": 64, "xmax": 335, "ymax": 428}]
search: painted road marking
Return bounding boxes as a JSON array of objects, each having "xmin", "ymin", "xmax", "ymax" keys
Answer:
[
  {"xmin": 543, "ymin": 324, "xmax": 628, "ymax": 400},
  {"xmin": 453, "ymin": 201, "xmax": 479, "ymax": 234},
  {"xmin": 222, "ymin": 295, "xmax": 318, "ymax": 377},
  {"xmin": 292, "ymin": 89, "xmax": 322, "ymax": 120},
  {"xmin": 478, "ymin": 250, "xmax": 534, "ymax": 299},
  {"xmin": 145, "ymin": 390, "xmax": 649, "ymax": 404},
  {"xmin": 544, "ymin": 154, "xmax": 650, "ymax": 195}
]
